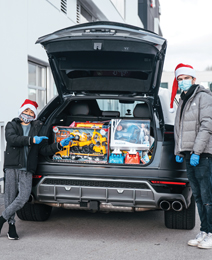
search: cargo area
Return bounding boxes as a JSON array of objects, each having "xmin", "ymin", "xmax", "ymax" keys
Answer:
[{"xmin": 44, "ymin": 97, "xmax": 158, "ymax": 167}]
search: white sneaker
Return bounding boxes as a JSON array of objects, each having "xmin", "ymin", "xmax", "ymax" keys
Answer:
[
  {"xmin": 198, "ymin": 233, "xmax": 212, "ymax": 249},
  {"xmin": 188, "ymin": 231, "xmax": 207, "ymax": 247}
]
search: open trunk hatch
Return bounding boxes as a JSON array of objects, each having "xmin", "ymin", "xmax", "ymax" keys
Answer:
[{"xmin": 36, "ymin": 21, "xmax": 167, "ymax": 99}]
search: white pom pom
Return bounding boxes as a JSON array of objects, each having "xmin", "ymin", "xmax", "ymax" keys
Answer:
[{"xmin": 169, "ymin": 108, "xmax": 174, "ymax": 113}]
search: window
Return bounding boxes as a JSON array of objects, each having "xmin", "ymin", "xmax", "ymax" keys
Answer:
[
  {"xmin": 28, "ymin": 61, "xmax": 47, "ymax": 111},
  {"xmin": 160, "ymin": 82, "xmax": 168, "ymax": 89},
  {"xmin": 111, "ymin": 0, "xmax": 125, "ymax": 18},
  {"xmin": 76, "ymin": 1, "xmax": 96, "ymax": 23},
  {"xmin": 96, "ymin": 99, "xmax": 142, "ymax": 117}
]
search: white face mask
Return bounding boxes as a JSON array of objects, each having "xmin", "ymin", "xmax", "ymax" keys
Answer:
[{"xmin": 19, "ymin": 113, "xmax": 34, "ymax": 123}]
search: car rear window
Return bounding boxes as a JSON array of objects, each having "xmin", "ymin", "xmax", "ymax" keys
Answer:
[{"xmin": 96, "ymin": 99, "xmax": 144, "ymax": 117}]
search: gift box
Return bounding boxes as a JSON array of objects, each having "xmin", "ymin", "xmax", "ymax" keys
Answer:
[
  {"xmin": 110, "ymin": 119, "xmax": 150, "ymax": 150},
  {"xmin": 52, "ymin": 125, "xmax": 110, "ymax": 164}
]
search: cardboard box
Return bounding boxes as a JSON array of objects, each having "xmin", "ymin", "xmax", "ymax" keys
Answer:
[
  {"xmin": 52, "ymin": 125, "xmax": 110, "ymax": 164},
  {"xmin": 110, "ymin": 119, "xmax": 150, "ymax": 150}
]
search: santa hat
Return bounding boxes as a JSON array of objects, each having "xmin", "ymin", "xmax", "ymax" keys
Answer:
[
  {"xmin": 170, "ymin": 63, "xmax": 196, "ymax": 112},
  {"xmin": 18, "ymin": 99, "xmax": 38, "ymax": 120}
]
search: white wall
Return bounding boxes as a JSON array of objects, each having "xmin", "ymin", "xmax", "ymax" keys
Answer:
[{"xmin": 0, "ymin": 0, "xmax": 144, "ymax": 127}]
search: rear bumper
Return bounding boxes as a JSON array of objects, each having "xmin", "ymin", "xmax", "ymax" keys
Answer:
[{"xmin": 33, "ymin": 176, "xmax": 191, "ymax": 211}]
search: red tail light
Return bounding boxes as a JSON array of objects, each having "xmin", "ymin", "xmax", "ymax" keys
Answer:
[
  {"xmin": 33, "ymin": 175, "xmax": 42, "ymax": 179},
  {"xmin": 150, "ymin": 180, "xmax": 186, "ymax": 186}
]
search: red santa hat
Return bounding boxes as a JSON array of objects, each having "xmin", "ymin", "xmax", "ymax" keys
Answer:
[
  {"xmin": 170, "ymin": 63, "xmax": 196, "ymax": 112},
  {"xmin": 18, "ymin": 99, "xmax": 38, "ymax": 119}
]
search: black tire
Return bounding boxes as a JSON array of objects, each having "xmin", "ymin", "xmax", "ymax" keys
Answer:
[
  {"xmin": 17, "ymin": 203, "xmax": 52, "ymax": 221},
  {"xmin": 164, "ymin": 196, "xmax": 195, "ymax": 230}
]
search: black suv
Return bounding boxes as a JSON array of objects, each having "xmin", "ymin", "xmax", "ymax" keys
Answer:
[{"xmin": 17, "ymin": 22, "xmax": 195, "ymax": 230}]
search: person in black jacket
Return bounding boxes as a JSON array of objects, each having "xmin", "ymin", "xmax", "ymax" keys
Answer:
[{"xmin": 0, "ymin": 99, "xmax": 71, "ymax": 240}]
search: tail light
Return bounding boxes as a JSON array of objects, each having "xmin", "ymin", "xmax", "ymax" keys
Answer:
[
  {"xmin": 32, "ymin": 175, "xmax": 42, "ymax": 187},
  {"xmin": 150, "ymin": 180, "xmax": 186, "ymax": 186},
  {"xmin": 33, "ymin": 175, "xmax": 42, "ymax": 179}
]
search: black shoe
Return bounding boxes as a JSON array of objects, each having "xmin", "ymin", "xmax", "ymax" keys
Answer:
[
  {"xmin": 0, "ymin": 216, "xmax": 6, "ymax": 235},
  {"xmin": 7, "ymin": 224, "xmax": 19, "ymax": 240}
]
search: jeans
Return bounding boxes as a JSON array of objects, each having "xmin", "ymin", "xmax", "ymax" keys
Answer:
[{"xmin": 186, "ymin": 157, "xmax": 212, "ymax": 233}]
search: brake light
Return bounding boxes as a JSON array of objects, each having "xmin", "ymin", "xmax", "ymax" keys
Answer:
[
  {"xmin": 33, "ymin": 175, "xmax": 42, "ymax": 179},
  {"xmin": 150, "ymin": 180, "xmax": 186, "ymax": 186}
]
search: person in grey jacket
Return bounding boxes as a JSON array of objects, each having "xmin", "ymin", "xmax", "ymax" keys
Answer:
[
  {"xmin": 170, "ymin": 63, "xmax": 212, "ymax": 249},
  {"xmin": 0, "ymin": 99, "xmax": 71, "ymax": 240}
]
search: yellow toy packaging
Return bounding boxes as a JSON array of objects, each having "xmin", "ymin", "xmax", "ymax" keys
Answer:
[{"xmin": 52, "ymin": 125, "xmax": 110, "ymax": 163}]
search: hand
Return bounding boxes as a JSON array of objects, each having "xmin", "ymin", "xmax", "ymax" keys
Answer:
[
  {"xmin": 190, "ymin": 154, "xmax": 200, "ymax": 166},
  {"xmin": 175, "ymin": 155, "xmax": 183, "ymax": 163},
  {"xmin": 33, "ymin": 136, "xmax": 48, "ymax": 144},
  {"xmin": 60, "ymin": 137, "xmax": 72, "ymax": 147}
]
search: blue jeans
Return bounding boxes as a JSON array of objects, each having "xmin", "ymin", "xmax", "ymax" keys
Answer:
[{"xmin": 186, "ymin": 157, "xmax": 212, "ymax": 233}]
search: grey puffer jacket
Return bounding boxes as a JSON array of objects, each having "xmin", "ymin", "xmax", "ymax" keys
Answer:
[{"xmin": 174, "ymin": 85, "xmax": 212, "ymax": 156}]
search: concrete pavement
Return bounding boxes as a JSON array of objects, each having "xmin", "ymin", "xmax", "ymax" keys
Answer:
[{"xmin": 0, "ymin": 193, "xmax": 211, "ymax": 260}]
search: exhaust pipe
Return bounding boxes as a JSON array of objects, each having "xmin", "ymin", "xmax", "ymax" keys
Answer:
[
  {"xmin": 172, "ymin": 201, "xmax": 183, "ymax": 211},
  {"xmin": 159, "ymin": 200, "xmax": 171, "ymax": 211}
]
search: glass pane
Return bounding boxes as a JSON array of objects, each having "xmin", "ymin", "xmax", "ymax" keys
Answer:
[
  {"xmin": 96, "ymin": 99, "xmax": 141, "ymax": 117},
  {"xmin": 28, "ymin": 88, "xmax": 36, "ymax": 102},
  {"xmin": 28, "ymin": 63, "xmax": 36, "ymax": 85},
  {"xmin": 38, "ymin": 66, "xmax": 42, "ymax": 87},
  {"xmin": 37, "ymin": 89, "xmax": 46, "ymax": 110}
]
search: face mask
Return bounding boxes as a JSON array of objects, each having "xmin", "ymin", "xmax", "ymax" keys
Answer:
[
  {"xmin": 178, "ymin": 79, "xmax": 192, "ymax": 91},
  {"xmin": 19, "ymin": 113, "xmax": 34, "ymax": 123}
]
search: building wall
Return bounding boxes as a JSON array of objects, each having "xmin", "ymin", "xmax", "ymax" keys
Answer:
[
  {"xmin": 138, "ymin": 0, "xmax": 162, "ymax": 35},
  {"xmin": 161, "ymin": 70, "xmax": 212, "ymax": 100},
  {"xmin": 0, "ymin": 0, "xmax": 144, "ymax": 127}
]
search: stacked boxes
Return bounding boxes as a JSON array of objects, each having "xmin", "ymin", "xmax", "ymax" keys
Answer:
[{"xmin": 52, "ymin": 119, "xmax": 154, "ymax": 165}]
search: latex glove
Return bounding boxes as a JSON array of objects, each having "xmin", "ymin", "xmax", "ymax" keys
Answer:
[
  {"xmin": 175, "ymin": 155, "xmax": 184, "ymax": 163},
  {"xmin": 60, "ymin": 137, "xmax": 72, "ymax": 147},
  {"xmin": 33, "ymin": 136, "xmax": 48, "ymax": 144},
  {"xmin": 190, "ymin": 154, "xmax": 200, "ymax": 166}
]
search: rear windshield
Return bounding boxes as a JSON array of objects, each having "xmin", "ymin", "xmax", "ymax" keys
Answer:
[{"xmin": 96, "ymin": 99, "xmax": 144, "ymax": 117}]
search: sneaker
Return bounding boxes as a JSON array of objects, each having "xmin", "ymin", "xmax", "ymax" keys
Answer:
[
  {"xmin": 7, "ymin": 224, "xmax": 19, "ymax": 240},
  {"xmin": 188, "ymin": 231, "xmax": 207, "ymax": 247},
  {"xmin": 198, "ymin": 233, "xmax": 212, "ymax": 249}
]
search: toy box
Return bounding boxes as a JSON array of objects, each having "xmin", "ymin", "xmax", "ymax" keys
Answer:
[
  {"xmin": 52, "ymin": 125, "xmax": 110, "ymax": 164},
  {"xmin": 110, "ymin": 119, "xmax": 150, "ymax": 150}
]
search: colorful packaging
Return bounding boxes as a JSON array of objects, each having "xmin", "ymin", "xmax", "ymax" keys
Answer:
[
  {"xmin": 125, "ymin": 152, "xmax": 140, "ymax": 164},
  {"xmin": 141, "ymin": 153, "xmax": 150, "ymax": 164},
  {"xmin": 110, "ymin": 119, "xmax": 150, "ymax": 151},
  {"xmin": 52, "ymin": 125, "xmax": 110, "ymax": 164}
]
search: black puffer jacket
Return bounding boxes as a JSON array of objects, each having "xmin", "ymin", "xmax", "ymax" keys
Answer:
[{"xmin": 4, "ymin": 118, "xmax": 59, "ymax": 174}]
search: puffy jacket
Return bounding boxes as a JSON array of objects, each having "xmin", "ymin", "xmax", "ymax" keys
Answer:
[
  {"xmin": 4, "ymin": 118, "xmax": 59, "ymax": 174},
  {"xmin": 174, "ymin": 85, "xmax": 212, "ymax": 156}
]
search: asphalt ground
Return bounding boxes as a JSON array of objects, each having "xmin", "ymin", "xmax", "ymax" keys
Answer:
[{"xmin": 0, "ymin": 193, "xmax": 211, "ymax": 260}]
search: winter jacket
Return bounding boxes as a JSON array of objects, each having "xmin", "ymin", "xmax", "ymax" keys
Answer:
[
  {"xmin": 174, "ymin": 85, "xmax": 212, "ymax": 156},
  {"xmin": 4, "ymin": 118, "xmax": 60, "ymax": 174}
]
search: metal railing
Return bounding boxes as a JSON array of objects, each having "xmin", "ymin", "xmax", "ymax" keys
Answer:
[{"xmin": 0, "ymin": 121, "xmax": 5, "ymax": 193}]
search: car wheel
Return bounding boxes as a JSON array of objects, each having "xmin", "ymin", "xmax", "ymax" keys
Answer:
[
  {"xmin": 164, "ymin": 196, "xmax": 195, "ymax": 230},
  {"xmin": 17, "ymin": 203, "xmax": 52, "ymax": 221}
]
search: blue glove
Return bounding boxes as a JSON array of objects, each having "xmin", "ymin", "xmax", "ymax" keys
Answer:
[
  {"xmin": 33, "ymin": 136, "xmax": 48, "ymax": 144},
  {"xmin": 60, "ymin": 137, "xmax": 72, "ymax": 147},
  {"xmin": 190, "ymin": 154, "xmax": 200, "ymax": 166},
  {"xmin": 175, "ymin": 155, "xmax": 184, "ymax": 163}
]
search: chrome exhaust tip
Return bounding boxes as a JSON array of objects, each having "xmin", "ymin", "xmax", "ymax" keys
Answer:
[
  {"xmin": 159, "ymin": 200, "xmax": 171, "ymax": 211},
  {"xmin": 172, "ymin": 201, "xmax": 183, "ymax": 211}
]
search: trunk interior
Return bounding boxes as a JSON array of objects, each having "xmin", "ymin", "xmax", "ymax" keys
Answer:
[{"xmin": 44, "ymin": 96, "xmax": 160, "ymax": 167}]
